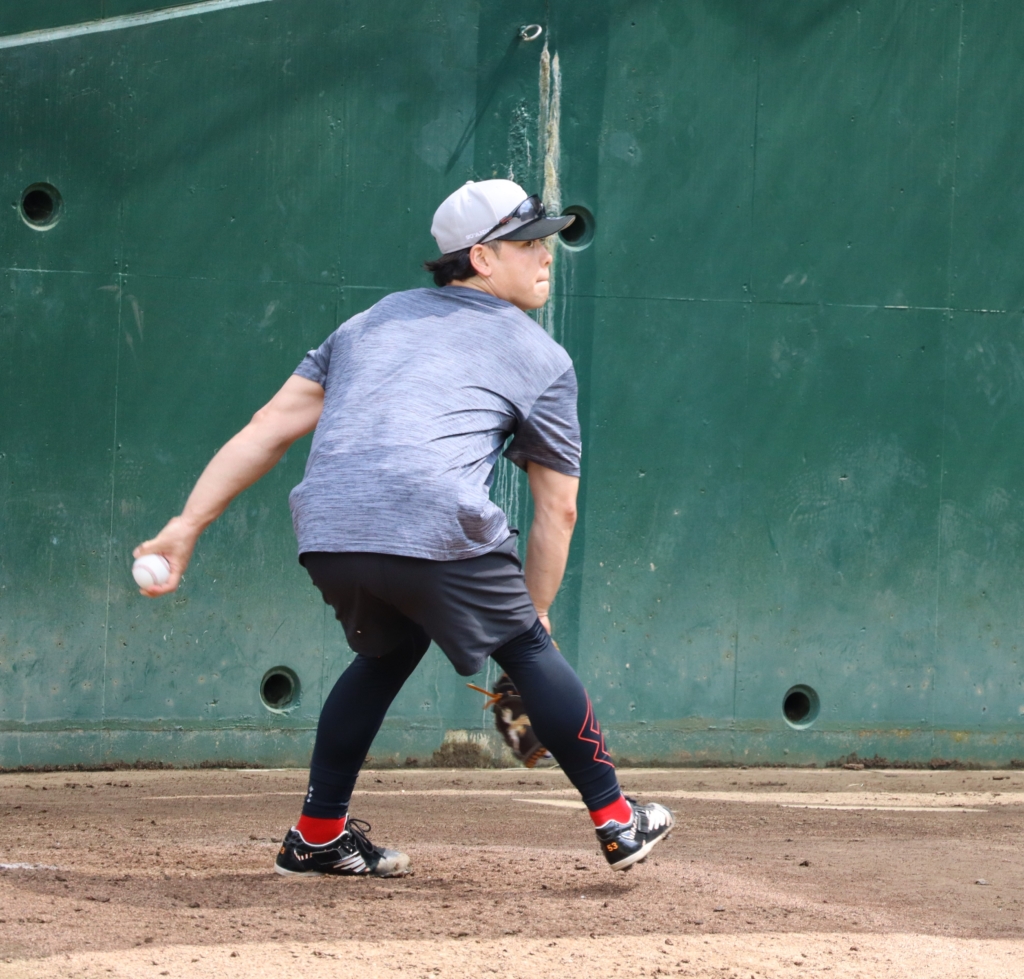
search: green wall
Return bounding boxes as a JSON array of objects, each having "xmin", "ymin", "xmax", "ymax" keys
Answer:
[{"xmin": 2, "ymin": 0, "xmax": 1024, "ymax": 768}]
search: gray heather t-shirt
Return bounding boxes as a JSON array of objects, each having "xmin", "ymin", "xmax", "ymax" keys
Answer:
[{"xmin": 288, "ymin": 286, "xmax": 581, "ymax": 560}]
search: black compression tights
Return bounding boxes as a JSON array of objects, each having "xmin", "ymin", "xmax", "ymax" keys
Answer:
[{"xmin": 301, "ymin": 620, "xmax": 622, "ymax": 819}]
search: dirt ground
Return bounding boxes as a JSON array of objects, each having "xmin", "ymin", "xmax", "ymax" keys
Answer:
[{"xmin": 1, "ymin": 766, "xmax": 1022, "ymax": 978}]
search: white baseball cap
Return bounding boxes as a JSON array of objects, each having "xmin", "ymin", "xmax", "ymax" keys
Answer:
[{"xmin": 430, "ymin": 179, "xmax": 575, "ymax": 255}]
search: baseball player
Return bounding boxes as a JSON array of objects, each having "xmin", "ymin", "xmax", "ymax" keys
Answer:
[{"xmin": 133, "ymin": 180, "xmax": 674, "ymax": 876}]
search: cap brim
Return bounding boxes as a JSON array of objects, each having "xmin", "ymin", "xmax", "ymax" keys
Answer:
[{"xmin": 495, "ymin": 214, "xmax": 575, "ymax": 241}]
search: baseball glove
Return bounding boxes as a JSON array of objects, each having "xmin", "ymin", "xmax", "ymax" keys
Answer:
[{"xmin": 467, "ymin": 673, "xmax": 552, "ymax": 768}]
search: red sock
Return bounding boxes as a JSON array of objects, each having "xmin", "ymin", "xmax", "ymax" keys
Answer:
[
  {"xmin": 296, "ymin": 814, "xmax": 347, "ymax": 844},
  {"xmin": 589, "ymin": 795, "xmax": 632, "ymax": 827}
]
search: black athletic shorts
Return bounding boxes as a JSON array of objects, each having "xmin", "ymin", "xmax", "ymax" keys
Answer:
[{"xmin": 300, "ymin": 534, "xmax": 539, "ymax": 676}]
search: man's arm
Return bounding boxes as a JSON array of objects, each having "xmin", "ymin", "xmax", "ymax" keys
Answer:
[
  {"xmin": 524, "ymin": 462, "xmax": 579, "ymax": 633},
  {"xmin": 132, "ymin": 374, "xmax": 325, "ymax": 597}
]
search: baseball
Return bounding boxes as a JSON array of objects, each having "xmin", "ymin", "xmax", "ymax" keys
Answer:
[{"xmin": 132, "ymin": 554, "xmax": 170, "ymax": 588}]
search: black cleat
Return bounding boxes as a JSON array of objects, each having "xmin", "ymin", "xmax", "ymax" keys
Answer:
[
  {"xmin": 274, "ymin": 819, "xmax": 411, "ymax": 878},
  {"xmin": 596, "ymin": 799, "xmax": 674, "ymax": 871}
]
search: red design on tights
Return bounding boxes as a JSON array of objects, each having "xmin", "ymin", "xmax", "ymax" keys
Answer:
[{"xmin": 578, "ymin": 696, "xmax": 614, "ymax": 767}]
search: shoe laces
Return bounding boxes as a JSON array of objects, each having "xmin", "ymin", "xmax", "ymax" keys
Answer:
[{"xmin": 344, "ymin": 818, "xmax": 383, "ymax": 859}]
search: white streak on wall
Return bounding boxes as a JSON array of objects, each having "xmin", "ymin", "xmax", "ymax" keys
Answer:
[
  {"xmin": 539, "ymin": 45, "xmax": 562, "ymax": 219},
  {"xmin": 539, "ymin": 45, "xmax": 550, "ymax": 165},
  {"xmin": 538, "ymin": 44, "xmax": 563, "ymax": 339},
  {"xmin": 0, "ymin": 0, "xmax": 276, "ymax": 49}
]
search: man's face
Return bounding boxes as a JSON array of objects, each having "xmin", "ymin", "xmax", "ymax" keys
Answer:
[{"xmin": 470, "ymin": 238, "xmax": 553, "ymax": 311}]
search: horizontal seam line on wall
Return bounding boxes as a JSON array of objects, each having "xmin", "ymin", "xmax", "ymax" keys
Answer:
[
  {"xmin": 4, "ymin": 268, "xmax": 391, "ymax": 291},
  {"xmin": 562, "ymin": 293, "xmax": 1017, "ymax": 316},
  {"xmin": 4, "ymin": 272, "xmax": 1015, "ymax": 315}
]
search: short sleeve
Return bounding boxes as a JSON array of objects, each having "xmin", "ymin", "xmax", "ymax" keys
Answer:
[
  {"xmin": 293, "ymin": 333, "xmax": 333, "ymax": 386},
  {"xmin": 504, "ymin": 367, "xmax": 582, "ymax": 477}
]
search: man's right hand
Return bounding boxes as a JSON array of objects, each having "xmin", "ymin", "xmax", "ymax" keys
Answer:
[{"xmin": 132, "ymin": 516, "xmax": 201, "ymax": 597}]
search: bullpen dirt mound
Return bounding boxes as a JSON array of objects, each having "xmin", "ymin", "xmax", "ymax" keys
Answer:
[{"xmin": 1, "ymin": 767, "xmax": 1022, "ymax": 977}]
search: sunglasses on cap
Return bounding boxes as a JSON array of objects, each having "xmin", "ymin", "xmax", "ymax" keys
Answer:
[{"xmin": 479, "ymin": 194, "xmax": 546, "ymax": 244}]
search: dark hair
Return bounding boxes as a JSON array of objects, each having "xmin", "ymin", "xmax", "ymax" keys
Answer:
[{"xmin": 423, "ymin": 241, "xmax": 500, "ymax": 287}]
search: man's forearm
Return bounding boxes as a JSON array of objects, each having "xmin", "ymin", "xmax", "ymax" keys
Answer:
[
  {"xmin": 179, "ymin": 424, "xmax": 290, "ymax": 532},
  {"xmin": 524, "ymin": 463, "xmax": 580, "ymax": 627},
  {"xmin": 177, "ymin": 375, "xmax": 324, "ymax": 533},
  {"xmin": 131, "ymin": 423, "xmax": 289, "ymax": 597},
  {"xmin": 524, "ymin": 512, "xmax": 575, "ymax": 617},
  {"xmin": 133, "ymin": 374, "xmax": 324, "ymax": 597}
]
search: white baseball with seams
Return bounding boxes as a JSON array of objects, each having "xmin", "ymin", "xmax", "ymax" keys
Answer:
[{"xmin": 132, "ymin": 554, "xmax": 170, "ymax": 588}]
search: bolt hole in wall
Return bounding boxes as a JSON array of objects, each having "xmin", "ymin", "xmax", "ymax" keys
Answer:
[
  {"xmin": 260, "ymin": 666, "xmax": 300, "ymax": 713},
  {"xmin": 20, "ymin": 183, "xmax": 62, "ymax": 229},
  {"xmin": 558, "ymin": 206, "xmax": 594, "ymax": 250},
  {"xmin": 783, "ymin": 684, "xmax": 820, "ymax": 729}
]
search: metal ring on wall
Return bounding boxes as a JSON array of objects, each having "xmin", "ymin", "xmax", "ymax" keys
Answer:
[{"xmin": 519, "ymin": 24, "xmax": 543, "ymax": 42}]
